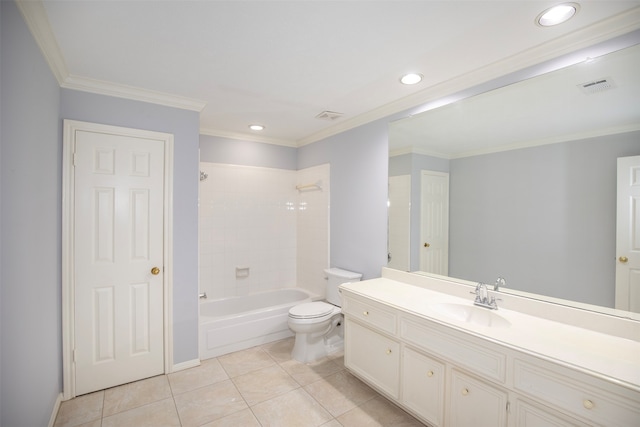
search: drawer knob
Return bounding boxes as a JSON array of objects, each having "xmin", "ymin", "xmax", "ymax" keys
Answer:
[
  {"xmin": 427, "ymin": 370, "xmax": 434, "ymax": 377},
  {"xmin": 461, "ymin": 388, "xmax": 469, "ymax": 396},
  {"xmin": 363, "ymin": 311, "xmax": 369, "ymax": 316},
  {"xmin": 386, "ymin": 349, "xmax": 392, "ymax": 355},
  {"xmin": 583, "ymin": 399, "xmax": 594, "ymax": 410}
]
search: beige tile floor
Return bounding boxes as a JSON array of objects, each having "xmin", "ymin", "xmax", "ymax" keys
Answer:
[{"xmin": 54, "ymin": 337, "xmax": 425, "ymax": 427}]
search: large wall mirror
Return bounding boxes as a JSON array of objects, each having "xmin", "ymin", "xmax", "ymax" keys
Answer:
[{"xmin": 388, "ymin": 35, "xmax": 640, "ymax": 318}]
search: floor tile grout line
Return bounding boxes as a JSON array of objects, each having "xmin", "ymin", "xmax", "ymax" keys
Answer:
[
  {"xmin": 61, "ymin": 337, "xmax": 422, "ymax": 427},
  {"xmin": 166, "ymin": 374, "xmax": 185, "ymax": 427}
]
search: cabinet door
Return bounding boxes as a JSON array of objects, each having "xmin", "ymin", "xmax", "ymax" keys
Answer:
[
  {"xmin": 402, "ymin": 347, "xmax": 445, "ymax": 427},
  {"xmin": 345, "ymin": 319, "xmax": 400, "ymax": 399},
  {"xmin": 515, "ymin": 399, "xmax": 581, "ymax": 427},
  {"xmin": 449, "ymin": 370, "xmax": 508, "ymax": 427}
]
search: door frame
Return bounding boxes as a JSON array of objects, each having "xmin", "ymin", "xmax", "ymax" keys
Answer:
[{"xmin": 61, "ymin": 120, "xmax": 174, "ymax": 400}]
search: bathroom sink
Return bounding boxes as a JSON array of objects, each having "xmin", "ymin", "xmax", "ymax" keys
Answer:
[{"xmin": 430, "ymin": 303, "xmax": 511, "ymax": 328}]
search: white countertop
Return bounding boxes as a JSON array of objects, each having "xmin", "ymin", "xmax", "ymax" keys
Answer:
[{"xmin": 340, "ymin": 278, "xmax": 640, "ymax": 390}]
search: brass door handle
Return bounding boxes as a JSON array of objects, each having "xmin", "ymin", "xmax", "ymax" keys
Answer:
[
  {"xmin": 424, "ymin": 242, "xmax": 430, "ymax": 248},
  {"xmin": 151, "ymin": 267, "xmax": 161, "ymax": 275},
  {"xmin": 619, "ymin": 256, "xmax": 629, "ymax": 263}
]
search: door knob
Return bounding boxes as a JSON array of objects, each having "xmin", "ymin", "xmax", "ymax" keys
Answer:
[
  {"xmin": 619, "ymin": 256, "xmax": 629, "ymax": 263},
  {"xmin": 424, "ymin": 242, "xmax": 430, "ymax": 247},
  {"xmin": 151, "ymin": 267, "xmax": 161, "ymax": 275}
]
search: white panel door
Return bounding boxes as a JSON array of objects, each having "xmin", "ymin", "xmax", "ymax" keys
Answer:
[
  {"xmin": 420, "ymin": 171, "xmax": 449, "ymax": 275},
  {"xmin": 73, "ymin": 129, "xmax": 165, "ymax": 395},
  {"xmin": 616, "ymin": 155, "xmax": 640, "ymax": 313}
]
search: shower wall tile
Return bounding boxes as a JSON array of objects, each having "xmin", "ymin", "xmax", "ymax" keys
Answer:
[
  {"xmin": 296, "ymin": 164, "xmax": 330, "ymax": 298},
  {"xmin": 199, "ymin": 163, "xmax": 329, "ymax": 300}
]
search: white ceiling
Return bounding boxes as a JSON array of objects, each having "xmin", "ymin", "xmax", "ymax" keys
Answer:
[
  {"xmin": 20, "ymin": 1, "xmax": 640, "ymax": 147},
  {"xmin": 389, "ymin": 41, "xmax": 640, "ymax": 158}
]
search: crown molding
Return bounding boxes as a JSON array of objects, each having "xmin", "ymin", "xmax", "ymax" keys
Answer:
[
  {"xmin": 61, "ymin": 75, "xmax": 206, "ymax": 112},
  {"xmin": 17, "ymin": 1, "xmax": 640, "ymax": 142},
  {"xmin": 392, "ymin": 123, "xmax": 640, "ymax": 161},
  {"xmin": 199, "ymin": 128, "xmax": 298, "ymax": 147},
  {"xmin": 17, "ymin": 0, "xmax": 207, "ymax": 112},
  {"xmin": 450, "ymin": 123, "xmax": 640, "ymax": 159},
  {"xmin": 389, "ymin": 146, "xmax": 453, "ymax": 160},
  {"xmin": 16, "ymin": 0, "xmax": 69, "ymax": 84},
  {"xmin": 298, "ymin": 7, "xmax": 640, "ymax": 147}
]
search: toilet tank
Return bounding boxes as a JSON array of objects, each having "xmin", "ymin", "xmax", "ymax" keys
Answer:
[{"xmin": 324, "ymin": 268, "xmax": 362, "ymax": 306}]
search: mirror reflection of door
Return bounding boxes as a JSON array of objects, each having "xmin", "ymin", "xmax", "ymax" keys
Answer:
[
  {"xmin": 616, "ymin": 155, "xmax": 640, "ymax": 313},
  {"xmin": 388, "ymin": 175, "xmax": 411, "ymax": 271},
  {"xmin": 420, "ymin": 171, "xmax": 449, "ymax": 275}
]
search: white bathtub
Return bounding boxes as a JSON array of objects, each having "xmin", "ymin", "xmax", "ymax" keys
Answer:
[{"xmin": 199, "ymin": 288, "xmax": 316, "ymax": 360}]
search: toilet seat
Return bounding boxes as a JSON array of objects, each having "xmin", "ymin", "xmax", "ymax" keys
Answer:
[{"xmin": 289, "ymin": 302, "xmax": 339, "ymax": 320}]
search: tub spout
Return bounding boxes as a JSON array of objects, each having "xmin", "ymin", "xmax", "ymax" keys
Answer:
[{"xmin": 199, "ymin": 292, "xmax": 207, "ymax": 299}]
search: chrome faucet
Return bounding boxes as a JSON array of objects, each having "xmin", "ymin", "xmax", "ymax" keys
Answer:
[
  {"xmin": 471, "ymin": 282, "xmax": 499, "ymax": 310},
  {"xmin": 494, "ymin": 277, "xmax": 505, "ymax": 291}
]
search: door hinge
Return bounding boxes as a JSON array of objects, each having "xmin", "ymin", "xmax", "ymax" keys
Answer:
[
  {"xmin": 72, "ymin": 152, "xmax": 77, "ymax": 167},
  {"xmin": 73, "ymin": 348, "xmax": 77, "ymax": 362},
  {"xmin": 506, "ymin": 401, "xmax": 511, "ymax": 414}
]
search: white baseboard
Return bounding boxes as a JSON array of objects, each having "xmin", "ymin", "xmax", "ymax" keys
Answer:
[
  {"xmin": 172, "ymin": 358, "xmax": 200, "ymax": 373},
  {"xmin": 48, "ymin": 393, "xmax": 63, "ymax": 427}
]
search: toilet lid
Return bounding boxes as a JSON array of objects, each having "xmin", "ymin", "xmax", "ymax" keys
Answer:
[{"xmin": 289, "ymin": 302, "xmax": 335, "ymax": 319}]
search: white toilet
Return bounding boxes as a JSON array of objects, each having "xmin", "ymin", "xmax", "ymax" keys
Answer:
[{"xmin": 288, "ymin": 268, "xmax": 362, "ymax": 363}]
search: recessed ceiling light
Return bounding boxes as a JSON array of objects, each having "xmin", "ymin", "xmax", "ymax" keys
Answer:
[
  {"xmin": 400, "ymin": 73, "xmax": 423, "ymax": 85},
  {"xmin": 248, "ymin": 124, "xmax": 265, "ymax": 131},
  {"xmin": 536, "ymin": 3, "xmax": 579, "ymax": 27}
]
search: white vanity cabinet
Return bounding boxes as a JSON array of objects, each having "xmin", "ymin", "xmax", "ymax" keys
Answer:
[
  {"xmin": 513, "ymin": 356, "xmax": 640, "ymax": 427},
  {"xmin": 513, "ymin": 398, "xmax": 583, "ymax": 427},
  {"xmin": 345, "ymin": 319, "xmax": 400, "ymax": 399},
  {"xmin": 343, "ymin": 296, "xmax": 400, "ymax": 399},
  {"xmin": 402, "ymin": 346, "xmax": 445, "ymax": 426},
  {"xmin": 449, "ymin": 369, "xmax": 508, "ymax": 427},
  {"xmin": 343, "ymin": 291, "xmax": 510, "ymax": 426},
  {"xmin": 340, "ymin": 284, "xmax": 640, "ymax": 427}
]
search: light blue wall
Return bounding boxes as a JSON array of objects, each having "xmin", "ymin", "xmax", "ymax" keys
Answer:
[
  {"xmin": 200, "ymin": 135, "xmax": 297, "ymax": 169},
  {"xmin": 1, "ymin": 2, "xmax": 63, "ymax": 426},
  {"xmin": 1, "ymin": 4, "xmax": 201, "ymax": 424},
  {"xmin": 298, "ymin": 120, "xmax": 389, "ymax": 280},
  {"xmin": 60, "ymin": 89, "xmax": 201, "ymax": 364},
  {"xmin": 449, "ymin": 131, "xmax": 640, "ymax": 306}
]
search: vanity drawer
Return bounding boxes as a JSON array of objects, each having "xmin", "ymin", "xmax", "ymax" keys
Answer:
[
  {"xmin": 400, "ymin": 316, "xmax": 506, "ymax": 383},
  {"xmin": 342, "ymin": 295, "xmax": 397, "ymax": 335},
  {"xmin": 514, "ymin": 359, "xmax": 640, "ymax": 427}
]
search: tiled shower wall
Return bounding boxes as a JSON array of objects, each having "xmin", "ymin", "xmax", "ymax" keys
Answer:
[{"xmin": 199, "ymin": 162, "xmax": 330, "ymax": 300}]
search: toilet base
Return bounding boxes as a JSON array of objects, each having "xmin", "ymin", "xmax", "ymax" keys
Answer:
[
  {"xmin": 290, "ymin": 318, "xmax": 344, "ymax": 364},
  {"xmin": 291, "ymin": 332, "xmax": 327, "ymax": 363}
]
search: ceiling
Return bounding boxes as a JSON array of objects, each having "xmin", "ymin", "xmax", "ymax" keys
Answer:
[
  {"xmin": 19, "ymin": 1, "xmax": 640, "ymax": 147},
  {"xmin": 389, "ymin": 41, "xmax": 640, "ymax": 158}
]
